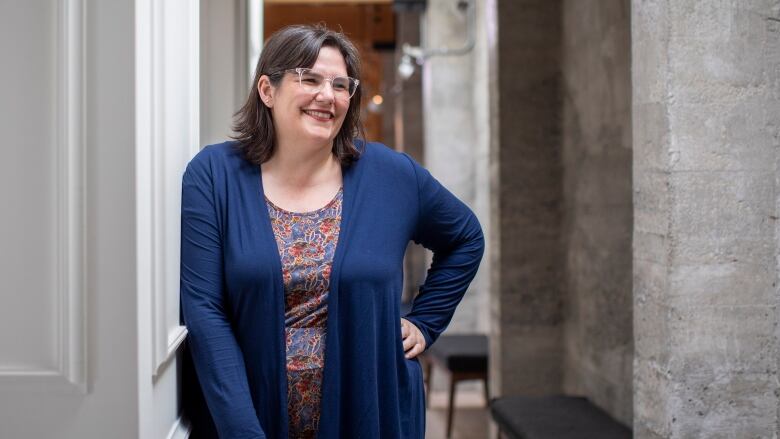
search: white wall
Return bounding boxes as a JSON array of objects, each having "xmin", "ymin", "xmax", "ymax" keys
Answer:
[
  {"xmin": 200, "ymin": 0, "xmax": 263, "ymax": 147},
  {"xmin": 0, "ymin": 0, "xmax": 139, "ymax": 436},
  {"xmin": 0, "ymin": 0, "xmax": 206, "ymax": 437},
  {"xmin": 201, "ymin": 0, "xmax": 243, "ymax": 146}
]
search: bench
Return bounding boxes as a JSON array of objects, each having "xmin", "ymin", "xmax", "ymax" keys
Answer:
[
  {"xmin": 422, "ymin": 334, "xmax": 489, "ymax": 439},
  {"xmin": 490, "ymin": 395, "xmax": 631, "ymax": 439}
]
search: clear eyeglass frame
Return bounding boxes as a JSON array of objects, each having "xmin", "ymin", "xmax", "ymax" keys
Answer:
[{"xmin": 286, "ymin": 67, "xmax": 360, "ymax": 99}]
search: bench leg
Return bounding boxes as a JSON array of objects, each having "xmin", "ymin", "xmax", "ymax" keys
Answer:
[{"xmin": 447, "ymin": 375, "xmax": 457, "ymax": 438}]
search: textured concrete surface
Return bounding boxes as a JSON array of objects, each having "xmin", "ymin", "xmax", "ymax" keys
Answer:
[
  {"xmin": 491, "ymin": 0, "xmax": 564, "ymax": 397},
  {"xmin": 560, "ymin": 0, "xmax": 633, "ymax": 426},
  {"xmin": 632, "ymin": 0, "xmax": 780, "ymax": 437}
]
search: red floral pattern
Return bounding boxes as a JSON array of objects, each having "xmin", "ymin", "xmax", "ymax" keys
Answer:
[{"xmin": 266, "ymin": 188, "xmax": 343, "ymax": 439}]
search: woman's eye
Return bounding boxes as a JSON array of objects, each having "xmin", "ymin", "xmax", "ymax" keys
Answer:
[{"xmin": 302, "ymin": 77, "xmax": 319, "ymax": 84}]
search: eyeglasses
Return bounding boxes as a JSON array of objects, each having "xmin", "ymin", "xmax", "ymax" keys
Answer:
[{"xmin": 285, "ymin": 68, "xmax": 360, "ymax": 99}]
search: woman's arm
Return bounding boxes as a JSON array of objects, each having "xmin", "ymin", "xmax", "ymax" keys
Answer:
[
  {"xmin": 401, "ymin": 154, "xmax": 485, "ymax": 348},
  {"xmin": 180, "ymin": 156, "xmax": 266, "ymax": 438}
]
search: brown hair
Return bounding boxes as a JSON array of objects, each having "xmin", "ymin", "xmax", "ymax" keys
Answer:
[{"xmin": 231, "ymin": 24, "xmax": 364, "ymax": 166}]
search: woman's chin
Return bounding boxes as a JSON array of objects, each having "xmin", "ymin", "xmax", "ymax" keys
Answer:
[{"xmin": 302, "ymin": 128, "xmax": 337, "ymax": 146}]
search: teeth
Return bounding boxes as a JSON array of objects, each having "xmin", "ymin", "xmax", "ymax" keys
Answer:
[{"xmin": 304, "ymin": 110, "xmax": 333, "ymax": 119}]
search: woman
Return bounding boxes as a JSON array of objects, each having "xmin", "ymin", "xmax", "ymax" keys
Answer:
[{"xmin": 181, "ymin": 25, "xmax": 483, "ymax": 439}]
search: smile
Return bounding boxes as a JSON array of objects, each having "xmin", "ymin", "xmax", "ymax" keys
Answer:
[{"xmin": 302, "ymin": 109, "xmax": 334, "ymax": 121}]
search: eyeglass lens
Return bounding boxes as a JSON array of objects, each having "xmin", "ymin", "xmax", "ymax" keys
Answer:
[{"xmin": 297, "ymin": 69, "xmax": 357, "ymax": 98}]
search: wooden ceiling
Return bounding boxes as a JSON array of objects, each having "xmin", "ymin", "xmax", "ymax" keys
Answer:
[
  {"xmin": 265, "ymin": 0, "xmax": 391, "ymax": 4},
  {"xmin": 264, "ymin": 3, "xmax": 395, "ymax": 46}
]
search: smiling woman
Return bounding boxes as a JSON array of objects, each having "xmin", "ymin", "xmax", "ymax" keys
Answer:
[
  {"xmin": 180, "ymin": 24, "xmax": 484, "ymax": 439},
  {"xmin": 256, "ymin": 46, "xmax": 353, "ymax": 175},
  {"xmin": 231, "ymin": 25, "xmax": 364, "ymax": 168}
]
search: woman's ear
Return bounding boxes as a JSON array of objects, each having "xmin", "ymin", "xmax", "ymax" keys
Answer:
[{"xmin": 257, "ymin": 75, "xmax": 274, "ymax": 108}]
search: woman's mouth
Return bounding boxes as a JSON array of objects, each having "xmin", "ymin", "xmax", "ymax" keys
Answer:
[{"xmin": 302, "ymin": 109, "xmax": 334, "ymax": 121}]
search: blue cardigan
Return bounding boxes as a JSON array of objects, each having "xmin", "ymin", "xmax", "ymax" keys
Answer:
[{"xmin": 180, "ymin": 141, "xmax": 484, "ymax": 438}]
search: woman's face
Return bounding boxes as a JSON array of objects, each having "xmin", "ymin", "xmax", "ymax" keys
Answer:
[{"xmin": 266, "ymin": 46, "xmax": 351, "ymax": 150}]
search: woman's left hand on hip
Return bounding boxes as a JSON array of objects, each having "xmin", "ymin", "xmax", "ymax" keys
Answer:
[{"xmin": 400, "ymin": 318, "xmax": 426, "ymax": 359}]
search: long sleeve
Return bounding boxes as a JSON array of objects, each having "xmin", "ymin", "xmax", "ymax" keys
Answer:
[
  {"xmin": 401, "ymin": 154, "xmax": 485, "ymax": 348},
  {"xmin": 180, "ymin": 156, "xmax": 266, "ymax": 438}
]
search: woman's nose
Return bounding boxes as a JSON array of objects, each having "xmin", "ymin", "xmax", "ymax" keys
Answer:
[{"xmin": 316, "ymin": 80, "xmax": 336, "ymax": 102}]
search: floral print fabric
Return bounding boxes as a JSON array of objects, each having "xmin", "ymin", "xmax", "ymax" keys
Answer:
[{"xmin": 266, "ymin": 188, "xmax": 343, "ymax": 439}]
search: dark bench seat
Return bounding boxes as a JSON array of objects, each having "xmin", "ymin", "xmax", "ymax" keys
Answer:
[{"xmin": 490, "ymin": 395, "xmax": 631, "ymax": 439}]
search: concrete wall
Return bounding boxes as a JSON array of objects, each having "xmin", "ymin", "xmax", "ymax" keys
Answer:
[
  {"xmin": 491, "ymin": 0, "xmax": 564, "ymax": 397},
  {"xmin": 560, "ymin": 0, "xmax": 633, "ymax": 426},
  {"xmin": 632, "ymin": 0, "xmax": 780, "ymax": 437}
]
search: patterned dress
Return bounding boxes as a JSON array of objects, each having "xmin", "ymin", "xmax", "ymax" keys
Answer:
[{"xmin": 266, "ymin": 188, "xmax": 343, "ymax": 439}]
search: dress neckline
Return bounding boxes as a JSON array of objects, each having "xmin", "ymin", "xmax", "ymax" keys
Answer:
[{"xmin": 265, "ymin": 186, "xmax": 343, "ymax": 216}]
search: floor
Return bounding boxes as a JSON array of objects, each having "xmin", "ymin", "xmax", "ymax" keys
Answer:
[{"xmin": 424, "ymin": 390, "xmax": 491, "ymax": 439}]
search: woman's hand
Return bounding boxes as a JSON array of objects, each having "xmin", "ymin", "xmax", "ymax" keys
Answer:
[{"xmin": 400, "ymin": 318, "xmax": 426, "ymax": 359}]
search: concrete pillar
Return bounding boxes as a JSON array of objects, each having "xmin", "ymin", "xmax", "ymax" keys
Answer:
[
  {"xmin": 632, "ymin": 1, "xmax": 780, "ymax": 437},
  {"xmin": 560, "ymin": 0, "xmax": 633, "ymax": 426},
  {"xmin": 422, "ymin": 0, "xmax": 491, "ymax": 333},
  {"xmin": 490, "ymin": 0, "xmax": 564, "ymax": 397}
]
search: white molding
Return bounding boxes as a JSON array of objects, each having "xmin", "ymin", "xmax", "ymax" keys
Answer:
[
  {"xmin": 150, "ymin": 0, "xmax": 168, "ymax": 379},
  {"xmin": 166, "ymin": 417, "xmax": 191, "ymax": 439},
  {"xmin": 247, "ymin": 0, "xmax": 262, "ymax": 86},
  {"xmin": 189, "ymin": 0, "xmax": 201, "ymax": 154},
  {"xmin": 59, "ymin": 0, "xmax": 88, "ymax": 394},
  {"xmin": 153, "ymin": 326, "xmax": 188, "ymax": 378},
  {"xmin": 0, "ymin": 0, "xmax": 87, "ymax": 393},
  {"xmin": 137, "ymin": 0, "xmax": 199, "ymax": 378}
]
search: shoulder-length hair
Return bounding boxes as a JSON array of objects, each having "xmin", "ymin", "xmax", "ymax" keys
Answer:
[{"xmin": 232, "ymin": 24, "xmax": 365, "ymax": 166}]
